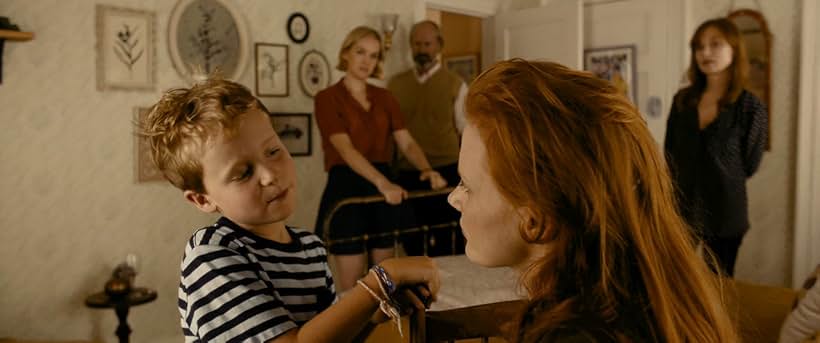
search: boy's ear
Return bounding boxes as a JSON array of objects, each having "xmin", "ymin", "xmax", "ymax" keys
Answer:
[{"xmin": 183, "ymin": 190, "xmax": 218, "ymax": 213}]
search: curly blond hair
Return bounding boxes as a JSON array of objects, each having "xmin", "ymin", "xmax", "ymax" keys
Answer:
[{"xmin": 138, "ymin": 78, "xmax": 268, "ymax": 192}]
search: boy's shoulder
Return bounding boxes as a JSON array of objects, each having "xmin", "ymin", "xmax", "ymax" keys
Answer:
[
  {"xmin": 184, "ymin": 218, "xmax": 327, "ymax": 255},
  {"xmin": 287, "ymin": 226, "xmax": 325, "ymax": 247},
  {"xmin": 185, "ymin": 220, "xmax": 245, "ymax": 252}
]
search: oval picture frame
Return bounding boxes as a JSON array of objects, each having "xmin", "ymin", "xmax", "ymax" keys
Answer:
[
  {"xmin": 167, "ymin": 0, "xmax": 250, "ymax": 83},
  {"xmin": 298, "ymin": 50, "xmax": 331, "ymax": 98},
  {"xmin": 287, "ymin": 12, "xmax": 310, "ymax": 44}
]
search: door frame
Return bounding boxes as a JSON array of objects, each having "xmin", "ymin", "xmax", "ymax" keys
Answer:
[
  {"xmin": 793, "ymin": 0, "xmax": 820, "ymax": 287},
  {"xmin": 414, "ymin": 0, "xmax": 499, "ymax": 21}
]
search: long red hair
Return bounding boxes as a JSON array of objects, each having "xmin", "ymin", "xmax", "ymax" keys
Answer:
[{"xmin": 466, "ymin": 59, "xmax": 738, "ymax": 342}]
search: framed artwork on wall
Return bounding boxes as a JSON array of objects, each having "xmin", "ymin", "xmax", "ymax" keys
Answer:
[
  {"xmin": 445, "ymin": 54, "xmax": 479, "ymax": 84},
  {"xmin": 95, "ymin": 5, "xmax": 156, "ymax": 91},
  {"xmin": 168, "ymin": 0, "xmax": 249, "ymax": 83},
  {"xmin": 584, "ymin": 45, "xmax": 637, "ymax": 104},
  {"xmin": 134, "ymin": 107, "xmax": 164, "ymax": 182},
  {"xmin": 270, "ymin": 113, "xmax": 312, "ymax": 157},
  {"xmin": 287, "ymin": 12, "xmax": 310, "ymax": 44},
  {"xmin": 298, "ymin": 49, "xmax": 331, "ymax": 98},
  {"xmin": 255, "ymin": 43, "xmax": 289, "ymax": 97}
]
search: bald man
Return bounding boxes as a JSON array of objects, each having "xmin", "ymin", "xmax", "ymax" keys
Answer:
[{"xmin": 388, "ymin": 20, "xmax": 466, "ymax": 256}]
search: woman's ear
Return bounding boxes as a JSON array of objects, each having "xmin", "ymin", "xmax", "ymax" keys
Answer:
[
  {"xmin": 518, "ymin": 207, "xmax": 545, "ymax": 241},
  {"xmin": 184, "ymin": 190, "xmax": 218, "ymax": 213}
]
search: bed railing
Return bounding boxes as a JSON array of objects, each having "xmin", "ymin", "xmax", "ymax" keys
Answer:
[
  {"xmin": 320, "ymin": 187, "xmax": 462, "ymax": 256},
  {"xmin": 321, "ymin": 188, "xmax": 518, "ymax": 342}
]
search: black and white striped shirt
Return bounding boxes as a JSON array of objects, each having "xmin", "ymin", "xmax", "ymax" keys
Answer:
[{"xmin": 178, "ymin": 217, "xmax": 336, "ymax": 342}]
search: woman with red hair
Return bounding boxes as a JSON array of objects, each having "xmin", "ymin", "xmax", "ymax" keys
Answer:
[{"xmin": 448, "ymin": 59, "xmax": 738, "ymax": 342}]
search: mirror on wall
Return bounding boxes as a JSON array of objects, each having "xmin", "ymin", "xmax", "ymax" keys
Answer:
[{"xmin": 728, "ymin": 9, "xmax": 772, "ymax": 149}]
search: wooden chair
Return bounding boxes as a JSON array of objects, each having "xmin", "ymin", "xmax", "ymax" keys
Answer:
[
  {"xmin": 408, "ymin": 279, "xmax": 811, "ymax": 343},
  {"xmin": 410, "ymin": 300, "xmax": 525, "ymax": 343},
  {"xmin": 723, "ymin": 279, "xmax": 799, "ymax": 343}
]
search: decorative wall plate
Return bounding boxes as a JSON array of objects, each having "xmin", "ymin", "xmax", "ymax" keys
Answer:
[{"xmin": 298, "ymin": 49, "xmax": 330, "ymax": 97}]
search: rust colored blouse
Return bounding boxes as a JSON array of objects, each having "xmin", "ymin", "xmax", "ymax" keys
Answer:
[{"xmin": 314, "ymin": 79, "xmax": 406, "ymax": 171}]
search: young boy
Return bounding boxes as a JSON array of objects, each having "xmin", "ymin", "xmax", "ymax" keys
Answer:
[{"xmin": 141, "ymin": 78, "xmax": 439, "ymax": 342}]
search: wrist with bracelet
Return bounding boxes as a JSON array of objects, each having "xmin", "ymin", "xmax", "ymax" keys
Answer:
[
  {"xmin": 370, "ymin": 265, "xmax": 396, "ymax": 296},
  {"xmin": 357, "ymin": 269, "xmax": 403, "ymax": 337}
]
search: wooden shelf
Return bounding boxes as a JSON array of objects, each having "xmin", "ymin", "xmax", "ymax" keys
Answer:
[{"xmin": 0, "ymin": 30, "xmax": 34, "ymax": 41}]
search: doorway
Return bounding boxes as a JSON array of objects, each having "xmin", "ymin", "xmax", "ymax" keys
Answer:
[
  {"xmin": 427, "ymin": 9, "xmax": 483, "ymax": 84},
  {"xmin": 417, "ymin": 0, "xmax": 686, "ymax": 142}
]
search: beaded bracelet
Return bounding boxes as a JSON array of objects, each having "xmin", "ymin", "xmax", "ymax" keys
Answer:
[
  {"xmin": 370, "ymin": 265, "xmax": 396, "ymax": 295},
  {"xmin": 356, "ymin": 279, "xmax": 403, "ymax": 337}
]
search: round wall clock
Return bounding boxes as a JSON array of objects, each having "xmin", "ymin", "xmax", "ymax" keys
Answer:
[
  {"xmin": 287, "ymin": 12, "xmax": 310, "ymax": 44},
  {"xmin": 298, "ymin": 50, "xmax": 330, "ymax": 97}
]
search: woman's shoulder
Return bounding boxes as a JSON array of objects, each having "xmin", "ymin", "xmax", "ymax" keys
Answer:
[
  {"xmin": 316, "ymin": 79, "xmax": 345, "ymax": 100},
  {"xmin": 674, "ymin": 86, "xmax": 702, "ymax": 103},
  {"xmin": 738, "ymin": 89, "xmax": 766, "ymax": 110},
  {"xmin": 366, "ymin": 82, "xmax": 395, "ymax": 97}
]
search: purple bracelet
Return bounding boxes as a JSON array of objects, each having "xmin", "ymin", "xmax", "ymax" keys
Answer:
[{"xmin": 371, "ymin": 265, "xmax": 396, "ymax": 295}]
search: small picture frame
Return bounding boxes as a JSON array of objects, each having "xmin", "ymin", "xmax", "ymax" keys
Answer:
[
  {"xmin": 270, "ymin": 113, "xmax": 312, "ymax": 157},
  {"xmin": 298, "ymin": 50, "xmax": 331, "ymax": 98},
  {"xmin": 95, "ymin": 5, "xmax": 156, "ymax": 91},
  {"xmin": 445, "ymin": 54, "xmax": 479, "ymax": 84},
  {"xmin": 134, "ymin": 107, "xmax": 164, "ymax": 182},
  {"xmin": 255, "ymin": 43, "xmax": 289, "ymax": 97},
  {"xmin": 584, "ymin": 45, "xmax": 637, "ymax": 104},
  {"xmin": 287, "ymin": 12, "xmax": 310, "ymax": 44}
]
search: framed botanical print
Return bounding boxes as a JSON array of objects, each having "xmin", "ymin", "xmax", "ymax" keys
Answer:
[
  {"xmin": 270, "ymin": 113, "xmax": 312, "ymax": 157},
  {"xmin": 298, "ymin": 50, "xmax": 331, "ymax": 98},
  {"xmin": 168, "ymin": 0, "xmax": 250, "ymax": 83},
  {"xmin": 255, "ymin": 43, "xmax": 289, "ymax": 97},
  {"xmin": 95, "ymin": 5, "xmax": 156, "ymax": 91}
]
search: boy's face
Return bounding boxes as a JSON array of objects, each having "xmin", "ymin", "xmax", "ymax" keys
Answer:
[{"xmin": 185, "ymin": 108, "xmax": 297, "ymax": 232}]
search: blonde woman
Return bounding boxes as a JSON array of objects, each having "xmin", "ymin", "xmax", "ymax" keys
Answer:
[{"xmin": 314, "ymin": 26, "xmax": 446, "ymax": 292}]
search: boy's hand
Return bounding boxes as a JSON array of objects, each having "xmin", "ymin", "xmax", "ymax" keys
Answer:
[
  {"xmin": 396, "ymin": 285, "xmax": 433, "ymax": 314},
  {"xmin": 379, "ymin": 256, "xmax": 440, "ymax": 303}
]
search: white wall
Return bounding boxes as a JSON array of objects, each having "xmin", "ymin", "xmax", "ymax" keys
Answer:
[
  {"xmin": 503, "ymin": 0, "xmax": 801, "ymax": 287},
  {"xmin": 0, "ymin": 0, "xmax": 415, "ymax": 341},
  {"xmin": 691, "ymin": 0, "xmax": 801, "ymax": 287}
]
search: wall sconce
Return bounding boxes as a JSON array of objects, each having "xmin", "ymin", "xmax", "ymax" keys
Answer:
[{"xmin": 381, "ymin": 13, "xmax": 399, "ymax": 52}]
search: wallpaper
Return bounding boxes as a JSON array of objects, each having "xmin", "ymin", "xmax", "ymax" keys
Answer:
[{"xmin": 0, "ymin": 0, "xmax": 415, "ymax": 341}]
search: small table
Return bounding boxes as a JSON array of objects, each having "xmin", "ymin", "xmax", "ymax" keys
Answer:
[{"xmin": 85, "ymin": 287, "xmax": 157, "ymax": 343}]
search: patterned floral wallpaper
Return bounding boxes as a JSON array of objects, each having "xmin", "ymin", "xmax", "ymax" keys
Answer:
[{"xmin": 0, "ymin": 0, "xmax": 415, "ymax": 341}]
